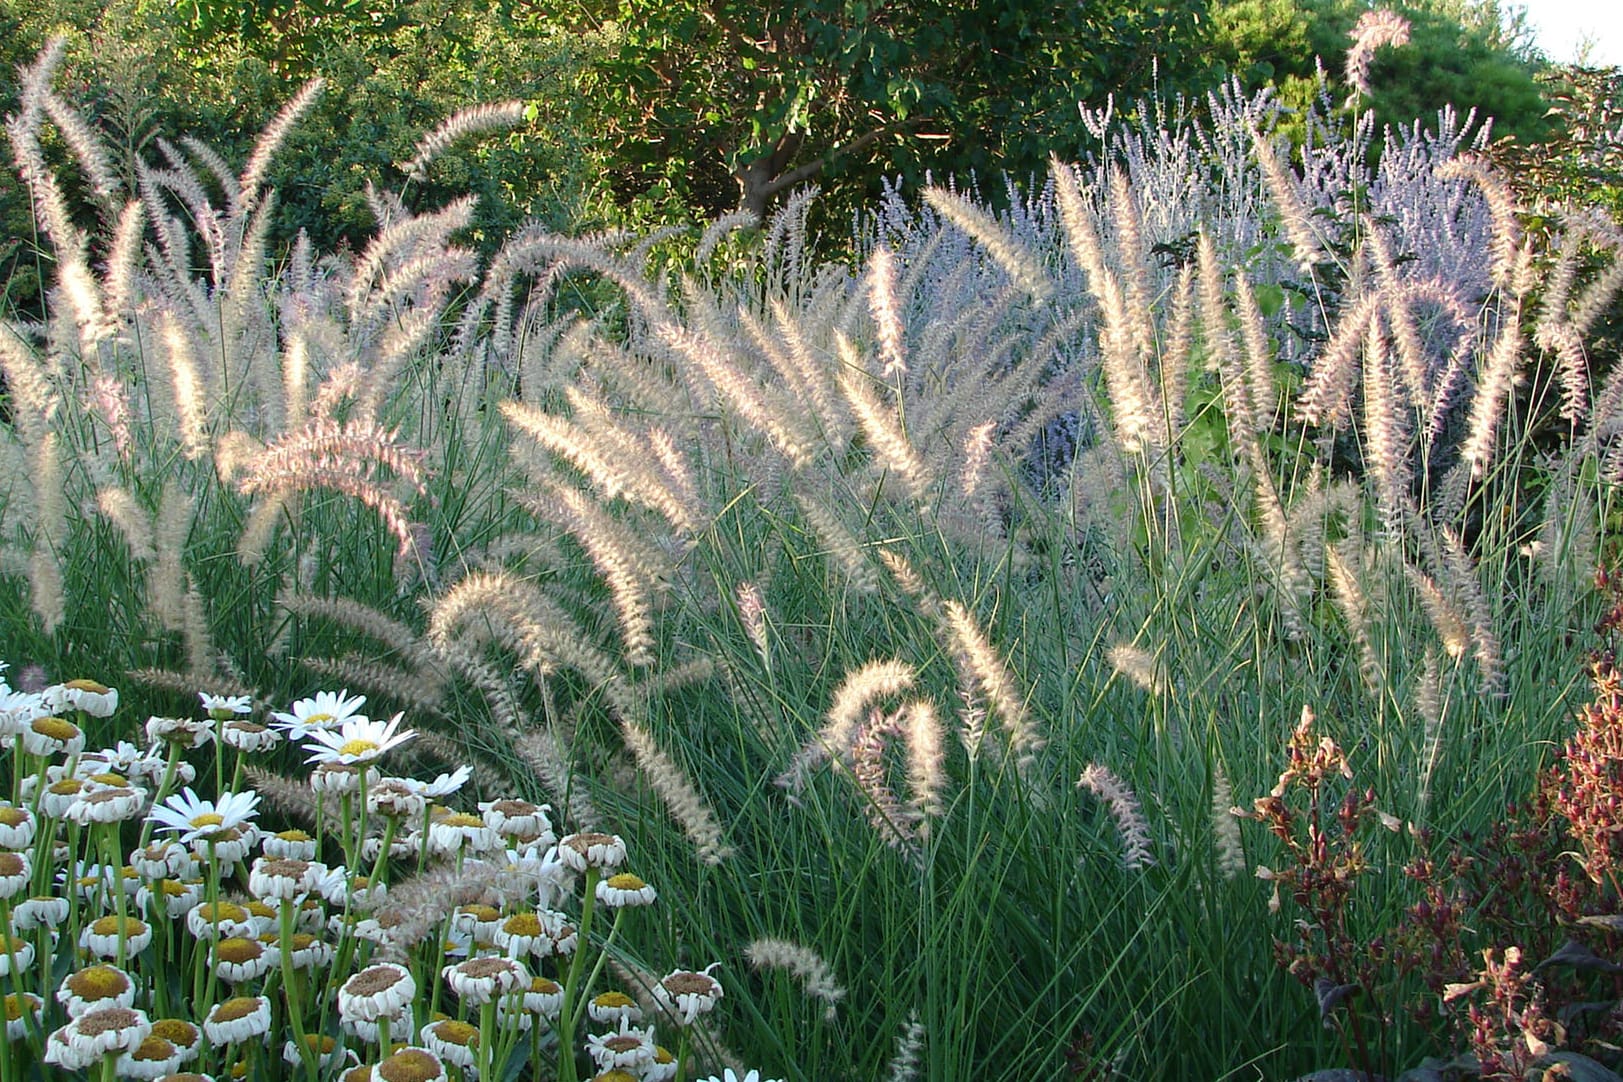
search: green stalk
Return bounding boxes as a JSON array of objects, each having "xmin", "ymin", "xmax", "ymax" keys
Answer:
[{"xmin": 279, "ymin": 896, "xmax": 319, "ymax": 1082}]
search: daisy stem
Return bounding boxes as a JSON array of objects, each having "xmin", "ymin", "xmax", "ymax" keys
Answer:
[
  {"xmin": 280, "ymin": 897, "xmax": 318, "ymax": 1082},
  {"xmin": 555, "ymin": 866, "xmax": 600, "ymax": 1082},
  {"xmin": 675, "ymin": 1029, "xmax": 691, "ymax": 1082},
  {"xmin": 478, "ymin": 998, "xmax": 496, "ymax": 1082},
  {"xmin": 200, "ymin": 840, "xmax": 222, "ymax": 1027},
  {"xmin": 98, "ymin": 825, "xmax": 129, "ymax": 970},
  {"xmin": 137, "ymin": 743, "xmax": 184, "ymax": 851},
  {"xmin": 378, "ymin": 1015, "xmax": 391, "ymax": 1057},
  {"xmin": 571, "ymin": 907, "xmax": 626, "ymax": 1035},
  {"xmin": 98, "ymin": 1051, "xmax": 115, "ymax": 1082},
  {"xmin": 366, "ymin": 815, "xmax": 399, "ymax": 893},
  {"xmin": 213, "ymin": 717, "xmax": 225, "ymax": 796},
  {"xmin": 355, "ymin": 770, "xmax": 371, "ymax": 873},
  {"xmin": 0, "ymin": 899, "xmax": 44, "ymax": 1050}
]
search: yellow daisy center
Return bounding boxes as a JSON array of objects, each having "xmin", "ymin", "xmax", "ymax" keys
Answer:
[
  {"xmin": 215, "ymin": 937, "xmax": 263, "ymax": 964},
  {"xmin": 503, "ymin": 912, "xmax": 542, "ymax": 937},
  {"xmin": 0, "ymin": 852, "xmax": 24, "ymax": 876},
  {"xmin": 31, "ymin": 716, "xmax": 79, "ymax": 741},
  {"xmin": 338, "ymin": 738, "xmax": 379, "ymax": 758},
  {"xmin": 64, "ymin": 965, "xmax": 129, "ymax": 1000},
  {"xmin": 130, "ymin": 1035, "xmax": 177, "ymax": 1062},
  {"xmin": 605, "ymin": 873, "xmax": 647, "ymax": 890},
  {"xmin": 3, "ymin": 993, "xmax": 40, "ymax": 1022},
  {"xmin": 593, "ymin": 991, "xmax": 635, "ymax": 1009},
  {"xmin": 378, "ymin": 1048, "xmax": 441, "ymax": 1082},
  {"xmin": 189, "ymin": 812, "xmax": 224, "ymax": 828},
  {"xmin": 0, "ymin": 807, "xmax": 27, "ymax": 826},
  {"xmin": 430, "ymin": 1019, "xmax": 479, "ymax": 1047},
  {"xmin": 65, "ymin": 679, "xmax": 110, "ymax": 693},
  {"xmin": 212, "ymin": 997, "xmax": 263, "ymax": 1022},
  {"xmin": 151, "ymin": 1018, "xmax": 199, "ymax": 1045},
  {"xmin": 89, "ymin": 915, "xmax": 146, "ymax": 936}
]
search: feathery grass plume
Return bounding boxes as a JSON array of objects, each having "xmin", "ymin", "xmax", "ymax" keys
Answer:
[
  {"xmin": 238, "ymin": 417, "xmax": 428, "ymax": 558},
  {"xmin": 745, "ymin": 938, "xmax": 846, "ymax": 1022},
  {"xmin": 1404, "ymin": 562, "xmax": 1470, "ymax": 660},
  {"xmin": 659, "ymin": 314, "xmax": 818, "ymax": 471},
  {"xmin": 735, "ymin": 582, "xmax": 770, "ymax": 661},
  {"xmin": 885, "ymin": 1010, "xmax": 925, "ymax": 1082},
  {"xmin": 181, "ymin": 579, "xmax": 215, "ymax": 676},
  {"xmin": 0, "ymin": 330, "xmax": 57, "ymax": 451},
  {"xmin": 846, "ymin": 709, "xmax": 921, "ymax": 855},
  {"xmin": 695, "ymin": 209, "xmax": 759, "ymax": 266},
  {"xmin": 6, "ymin": 38, "xmax": 85, "ymax": 255},
  {"xmin": 1437, "ymin": 527, "xmax": 1504, "ymax": 696},
  {"xmin": 1196, "ymin": 234, "xmax": 1258, "ymax": 441},
  {"xmin": 1233, "ymin": 271, "xmax": 1279, "ymax": 431},
  {"xmin": 1212, "ymin": 764, "xmax": 1245, "ymax": 880},
  {"xmin": 39, "ymin": 90, "xmax": 119, "ymax": 202},
  {"xmin": 1298, "ymin": 293, "xmax": 1379, "ymax": 428},
  {"xmin": 922, "ymin": 185, "xmax": 1053, "ymax": 305},
  {"xmin": 501, "ymin": 394, "xmax": 702, "ymax": 533},
  {"xmin": 1362, "ymin": 314, "xmax": 1413, "ymax": 535},
  {"xmin": 942, "ymin": 600, "xmax": 1041, "ymax": 769},
  {"xmin": 877, "ymin": 548, "xmax": 941, "ymax": 619},
  {"xmin": 1053, "ymin": 158, "xmax": 1157, "ymax": 454},
  {"xmin": 1078, "ymin": 763, "xmax": 1155, "ymax": 871},
  {"xmin": 546, "ymin": 481, "xmax": 669, "ymax": 668},
  {"xmin": 1367, "ymin": 222, "xmax": 1436, "ymax": 409},
  {"xmin": 95, "ymin": 487, "xmax": 156, "ymax": 563},
  {"xmin": 238, "ymin": 78, "xmax": 324, "ymax": 214},
  {"xmin": 867, "ymin": 244, "xmax": 908, "ymax": 378},
  {"xmin": 1415, "ymin": 650, "xmax": 1445, "ymax": 821},
  {"xmin": 1534, "ymin": 461, "xmax": 1599, "ymax": 590},
  {"xmin": 148, "ymin": 481, "xmax": 193, "ymax": 631},
  {"xmin": 399, "ymin": 100, "xmax": 525, "ymax": 183},
  {"xmin": 1107, "ymin": 166, "xmax": 1160, "ymax": 368},
  {"xmin": 1343, "ymin": 9, "xmax": 1410, "ymax": 102},
  {"xmin": 793, "ymin": 491, "xmax": 881, "ymax": 594},
  {"xmin": 1436, "ymin": 156, "xmax": 1524, "ymax": 292},
  {"xmin": 836, "ymin": 333, "xmax": 932, "ymax": 503},
  {"xmin": 368, "ymin": 858, "xmax": 530, "ymax": 964},
  {"xmin": 902, "ymin": 699, "xmax": 947, "ymax": 826},
  {"xmin": 155, "ymin": 308, "xmax": 210, "ymax": 460},
  {"xmin": 780, "ymin": 659, "xmax": 917, "ymax": 793},
  {"xmin": 619, "ymin": 718, "xmax": 733, "ymax": 864},
  {"xmin": 235, "ymin": 492, "xmax": 289, "ymax": 567},
  {"xmin": 1108, "ymin": 642, "xmax": 1165, "ymax": 695},
  {"xmin": 298, "ymin": 655, "xmax": 447, "ymax": 716},
  {"xmin": 26, "ymin": 432, "xmax": 66, "ymax": 634},
  {"xmin": 1251, "ymin": 128, "xmax": 1329, "ymax": 276},
  {"xmin": 1458, "ymin": 314, "xmax": 1525, "ymax": 479},
  {"xmin": 1325, "ymin": 540, "xmax": 1382, "ymax": 692}
]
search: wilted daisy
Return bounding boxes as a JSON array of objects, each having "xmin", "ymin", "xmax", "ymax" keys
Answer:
[
  {"xmin": 492, "ymin": 911, "xmax": 549, "ymax": 959},
  {"xmin": 697, "ymin": 1072, "xmax": 785, "ymax": 1082},
  {"xmin": 221, "ymin": 720, "xmax": 281, "ymax": 754},
  {"xmin": 13, "ymin": 894, "xmax": 68, "ymax": 930},
  {"xmin": 21, "ymin": 715, "xmax": 85, "ymax": 757},
  {"xmin": 587, "ymin": 991, "xmax": 643, "ymax": 1026},
  {"xmin": 262, "ymin": 829, "xmax": 319, "ymax": 860},
  {"xmin": 283, "ymin": 1033, "xmax": 347, "ymax": 1071},
  {"xmin": 585, "ymin": 1017, "xmax": 657, "ymax": 1073},
  {"xmin": 0, "ymin": 804, "xmax": 36, "ymax": 848},
  {"xmin": 249, "ymin": 856, "xmax": 321, "ymax": 901},
  {"xmin": 0, "ymin": 850, "xmax": 30, "ymax": 896},
  {"xmin": 281, "ymin": 930, "xmax": 335, "ymax": 970},
  {"xmin": 198, "ymin": 692, "xmax": 252, "ymax": 720},
  {"xmin": 426, "ymin": 810, "xmax": 499, "ymax": 855},
  {"xmin": 419, "ymin": 1018, "xmax": 479, "ymax": 1070},
  {"xmin": 558, "ymin": 831, "xmax": 627, "ymax": 872},
  {"xmin": 149, "ymin": 1018, "xmax": 202, "ymax": 1063},
  {"xmin": 3, "ymin": 992, "xmax": 42, "ymax": 1039},
  {"xmin": 271, "ymin": 689, "xmax": 368, "ymax": 736},
  {"xmin": 80, "ymin": 914, "xmax": 153, "ymax": 958},
  {"xmin": 130, "ymin": 840, "xmax": 194, "ymax": 880},
  {"xmin": 64, "ymin": 783, "xmax": 147, "ymax": 825},
  {"xmin": 480, "ymin": 798, "xmax": 552, "ymax": 838},
  {"xmin": 39, "ymin": 777, "xmax": 87, "ymax": 819},
  {"xmin": 46, "ymin": 1005, "xmax": 150, "ymax": 1070},
  {"xmin": 57, "ymin": 964, "xmax": 136, "ymax": 1018},
  {"xmin": 520, "ymin": 976, "xmax": 564, "ymax": 1019},
  {"xmin": 213, "ymin": 936, "xmax": 276, "ymax": 983},
  {"xmin": 339, "ymin": 963, "xmax": 416, "ymax": 1023},
  {"xmin": 596, "ymin": 872, "xmax": 657, "ymax": 908},
  {"xmin": 0, "ymin": 686, "xmax": 45, "ymax": 735},
  {"xmin": 147, "ymin": 788, "xmax": 260, "ymax": 846},
  {"xmin": 185, "ymin": 900, "xmax": 255, "ymax": 941},
  {"xmin": 116, "ymin": 1033, "xmax": 185, "ymax": 1079},
  {"xmin": 310, "ymin": 763, "xmax": 375, "ymax": 795},
  {"xmin": 302, "ymin": 712, "xmax": 417, "ymax": 766},
  {"xmin": 145, "ymin": 715, "xmax": 213, "ymax": 750},
  {"xmin": 0, "ymin": 930, "xmax": 33, "ymax": 975},
  {"xmin": 442, "ymin": 956, "xmax": 528, "ymax": 1005},
  {"xmin": 135, "ymin": 877, "xmax": 201, "ymax": 919},
  {"xmin": 654, "ymin": 963, "xmax": 724, "ymax": 1024},
  {"xmin": 375, "ymin": 1046, "xmax": 448, "ymax": 1082},
  {"xmin": 645, "ymin": 1046, "xmax": 679, "ymax": 1082},
  {"xmin": 202, "ymin": 996, "xmax": 271, "ymax": 1046},
  {"xmin": 47, "ymin": 679, "xmax": 119, "ymax": 717},
  {"xmin": 366, "ymin": 778, "xmax": 426, "ymax": 819}
]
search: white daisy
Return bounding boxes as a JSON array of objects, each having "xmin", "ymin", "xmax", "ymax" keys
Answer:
[
  {"xmin": 3, "ymin": 992, "xmax": 42, "ymax": 1040},
  {"xmin": 558, "ymin": 831, "xmax": 628, "ymax": 872},
  {"xmin": 419, "ymin": 1018, "xmax": 479, "ymax": 1070},
  {"xmin": 57, "ymin": 964, "xmax": 136, "ymax": 1018},
  {"xmin": 146, "ymin": 787, "xmax": 260, "ymax": 845},
  {"xmin": 584, "ymin": 1016, "xmax": 657, "ymax": 1073},
  {"xmin": 80, "ymin": 914, "xmax": 153, "ymax": 959},
  {"xmin": 116, "ymin": 1034, "xmax": 184, "ymax": 1079},
  {"xmin": 64, "ymin": 784, "xmax": 148, "ymax": 826},
  {"xmin": 20, "ymin": 715, "xmax": 85, "ymax": 757},
  {"xmin": 130, "ymin": 840, "xmax": 194, "ymax": 880},
  {"xmin": 248, "ymin": 856, "xmax": 321, "ymax": 901},
  {"xmin": 587, "ymin": 990, "xmax": 643, "ymax": 1026},
  {"xmin": 301, "ymin": 713, "xmax": 416, "ymax": 766},
  {"xmin": 212, "ymin": 936, "xmax": 275, "ymax": 983},
  {"xmin": 442, "ymin": 956, "xmax": 528, "ymax": 1005},
  {"xmin": 261, "ymin": 829, "xmax": 319, "ymax": 860},
  {"xmin": 12, "ymin": 894, "xmax": 68, "ymax": 930},
  {"xmin": 653, "ymin": 963, "xmax": 724, "ymax": 1025},
  {"xmin": 0, "ymin": 804, "xmax": 34, "ymax": 849},
  {"xmin": 375, "ymin": 1046, "xmax": 447, "ymax": 1082},
  {"xmin": 46, "ymin": 679, "xmax": 119, "ymax": 718},
  {"xmin": 202, "ymin": 996, "xmax": 271, "ymax": 1046},
  {"xmin": 198, "ymin": 692, "xmax": 252, "ymax": 719},
  {"xmin": 47, "ymin": 1005, "xmax": 150, "ymax": 1068},
  {"xmin": 271, "ymin": 689, "xmax": 368, "ymax": 736},
  {"xmin": 0, "ymin": 930, "xmax": 33, "ymax": 976},
  {"xmin": 697, "ymin": 1071, "xmax": 785, "ymax": 1082},
  {"xmin": 220, "ymin": 720, "xmax": 281, "ymax": 753},
  {"xmin": 0, "ymin": 849, "xmax": 30, "ymax": 896},
  {"xmin": 339, "ymin": 963, "xmax": 416, "ymax": 1024},
  {"xmin": 135, "ymin": 877, "xmax": 202, "ymax": 919},
  {"xmin": 145, "ymin": 715, "xmax": 214, "ymax": 749},
  {"xmin": 596, "ymin": 871, "xmax": 657, "ymax": 909}
]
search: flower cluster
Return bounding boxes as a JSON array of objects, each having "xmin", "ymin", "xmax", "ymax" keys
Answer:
[{"xmin": 0, "ymin": 667, "xmax": 782, "ymax": 1082}]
